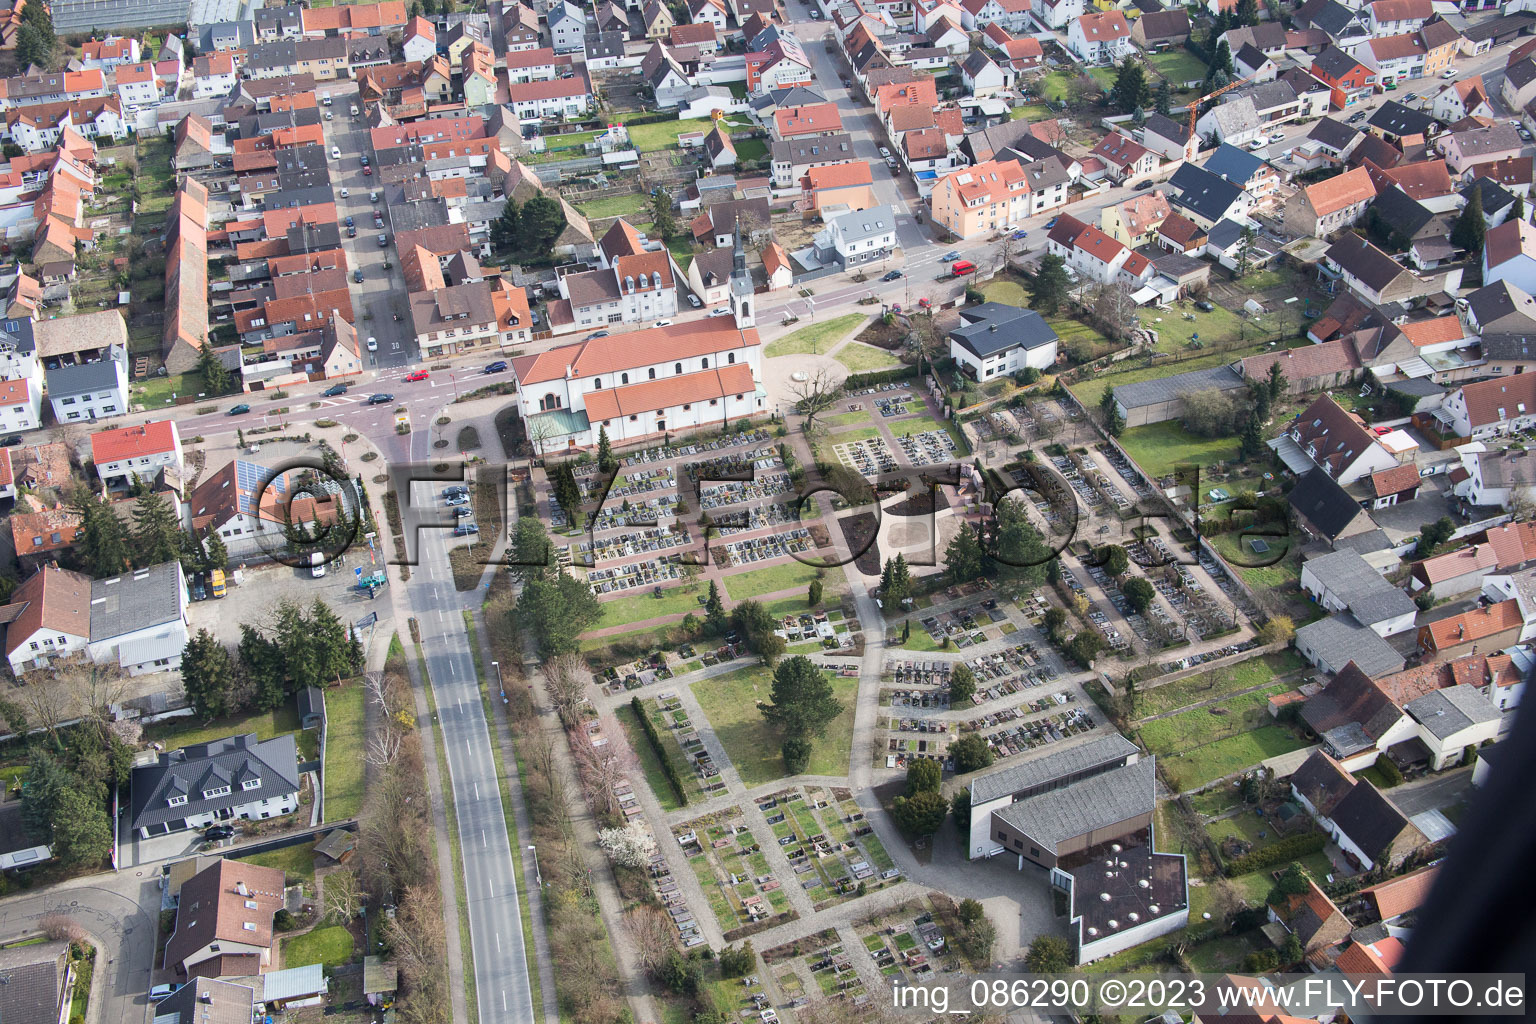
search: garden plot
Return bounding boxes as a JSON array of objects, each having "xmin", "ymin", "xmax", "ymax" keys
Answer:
[
  {"xmin": 778, "ymin": 609, "xmax": 853, "ymax": 650},
  {"xmin": 717, "ymin": 499, "xmax": 812, "ymax": 536},
  {"xmin": 832, "ymin": 435, "xmax": 899, "ymax": 476},
  {"xmin": 873, "ymin": 392, "xmax": 920, "ymax": 418},
  {"xmin": 571, "ymin": 526, "xmax": 692, "ymax": 566},
  {"xmin": 894, "ymin": 429, "xmax": 958, "ymax": 467},
  {"xmin": 653, "ymin": 691, "xmax": 728, "ymax": 797},
  {"xmin": 720, "ymin": 527, "xmax": 815, "ymax": 567},
  {"xmin": 700, "ymin": 473, "xmax": 795, "ymax": 512},
  {"xmin": 675, "ymin": 809, "xmax": 798, "ymax": 936},
  {"xmin": 758, "ymin": 787, "xmax": 898, "ymax": 912},
  {"xmin": 586, "ymin": 554, "xmax": 685, "ymax": 594},
  {"xmin": 620, "ymin": 430, "xmax": 775, "ymax": 467}
]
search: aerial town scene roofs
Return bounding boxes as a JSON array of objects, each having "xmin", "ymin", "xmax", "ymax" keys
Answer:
[{"xmin": 0, "ymin": 0, "xmax": 1523, "ymax": 1020}]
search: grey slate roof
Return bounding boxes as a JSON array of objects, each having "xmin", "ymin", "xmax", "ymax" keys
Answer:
[
  {"xmin": 130, "ymin": 732, "xmax": 300, "ymax": 830},
  {"xmin": 970, "ymin": 733, "xmax": 1138, "ymax": 805},
  {"xmin": 771, "ymin": 131, "xmax": 854, "ymax": 164},
  {"xmin": 1368, "ymin": 100, "xmax": 1436, "ymax": 138},
  {"xmin": 0, "ymin": 316, "xmax": 36, "ymax": 356},
  {"xmin": 1308, "ymin": 116, "xmax": 1361, "ymax": 151},
  {"xmin": 89, "ymin": 561, "xmax": 183, "ymax": 642},
  {"xmin": 950, "ymin": 302, "xmax": 1059, "ymax": 359},
  {"xmin": 1202, "ymin": 142, "xmax": 1265, "ymax": 185},
  {"xmin": 1303, "ymin": 549, "xmax": 1418, "ymax": 627},
  {"xmin": 1112, "ymin": 364, "xmax": 1245, "ymax": 410},
  {"xmin": 586, "ymin": 30, "xmax": 627, "ymax": 59},
  {"xmin": 44, "ymin": 346, "xmax": 124, "ymax": 398},
  {"xmin": 1169, "ymin": 164, "xmax": 1244, "ymax": 223},
  {"xmin": 1296, "ymin": 615, "xmax": 1407, "ymax": 676},
  {"xmin": 1289, "ymin": 466, "xmax": 1369, "ymax": 540},
  {"xmin": 1328, "ymin": 780, "xmax": 1422, "ymax": 863},
  {"xmin": 0, "ymin": 940, "xmax": 67, "ymax": 1024},
  {"xmin": 1481, "ymin": 333, "xmax": 1536, "ymax": 363},
  {"xmin": 1405, "ymin": 684, "xmax": 1500, "ymax": 740},
  {"xmin": 830, "ymin": 205, "xmax": 897, "ymax": 244},
  {"xmin": 1326, "ymin": 236, "xmax": 1409, "ymax": 293},
  {"xmin": 992, "ymin": 758, "xmax": 1156, "ymax": 854},
  {"xmin": 1142, "ymin": 112, "xmax": 1190, "ymax": 146}
]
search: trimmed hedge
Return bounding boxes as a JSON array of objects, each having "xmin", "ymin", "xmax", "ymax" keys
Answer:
[
  {"xmin": 843, "ymin": 365, "xmax": 920, "ymax": 390},
  {"xmin": 1223, "ymin": 831, "xmax": 1326, "ymax": 876},
  {"xmin": 631, "ymin": 696, "xmax": 688, "ymax": 807}
]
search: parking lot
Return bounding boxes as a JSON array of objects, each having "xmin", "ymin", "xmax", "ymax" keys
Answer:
[{"xmin": 186, "ymin": 551, "xmax": 394, "ymax": 648}]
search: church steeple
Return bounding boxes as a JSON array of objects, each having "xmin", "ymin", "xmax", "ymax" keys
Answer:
[{"xmin": 729, "ymin": 216, "xmax": 755, "ymax": 328}]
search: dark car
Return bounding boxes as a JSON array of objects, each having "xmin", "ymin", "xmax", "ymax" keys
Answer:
[
  {"xmin": 203, "ymin": 825, "xmax": 235, "ymax": 841},
  {"xmin": 443, "ymin": 484, "xmax": 470, "ymax": 498},
  {"xmin": 484, "ymin": 360, "xmax": 509, "ymax": 373},
  {"xmin": 454, "ymin": 522, "xmax": 479, "ymax": 536},
  {"xmin": 344, "ymin": 215, "xmax": 354, "ymax": 227},
  {"xmin": 882, "ymin": 270, "xmax": 903, "ymax": 281},
  {"xmin": 1012, "ymin": 230, "xmax": 1028, "ymax": 239},
  {"xmin": 584, "ymin": 330, "xmax": 610, "ymax": 340},
  {"xmin": 322, "ymin": 383, "xmax": 349, "ymax": 396},
  {"xmin": 360, "ymin": 155, "xmax": 370, "ymax": 166},
  {"xmin": 227, "ymin": 403, "xmax": 250, "ymax": 415},
  {"xmin": 354, "ymin": 269, "xmax": 364, "ymax": 283},
  {"xmin": 1135, "ymin": 179, "xmax": 1156, "ymax": 190},
  {"xmin": 367, "ymin": 393, "xmax": 394, "ymax": 404},
  {"xmin": 1195, "ymin": 300, "xmax": 1215, "ymax": 312},
  {"xmin": 0, "ymin": 435, "xmax": 21, "ymax": 447},
  {"xmin": 347, "ymin": 225, "xmax": 357, "ymax": 238}
]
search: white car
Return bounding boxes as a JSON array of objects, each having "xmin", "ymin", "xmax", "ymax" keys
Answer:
[
  {"xmin": 330, "ymin": 145, "xmax": 341, "ymax": 159},
  {"xmin": 709, "ymin": 307, "xmax": 730, "ymax": 317},
  {"xmin": 1442, "ymin": 68, "xmax": 1458, "ymax": 79},
  {"xmin": 653, "ymin": 320, "xmax": 673, "ymax": 328},
  {"xmin": 339, "ymin": 187, "xmax": 349, "ymax": 198},
  {"xmin": 1247, "ymin": 138, "xmax": 1266, "ymax": 151},
  {"xmin": 878, "ymin": 146, "xmax": 891, "ymax": 159},
  {"xmin": 1268, "ymin": 131, "xmax": 1284, "ymax": 142},
  {"xmin": 366, "ymin": 337, "xmax": 378, "ymax": 351}
]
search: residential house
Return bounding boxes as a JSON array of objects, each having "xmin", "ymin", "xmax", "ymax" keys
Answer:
[
  {"xmin": 1088, "ymin": 132, "xmax": 1159, "ymax": 184},
  {"xmin": 1032, "ymin": 0, "xmax": 1085, "ymax": 28},
  {"xmin": 1454, "ymin": 449, "xmax": 1536, "ymax": 510},
  {"xmin": 1101, "ymin": 191, "xmax": 1171, "ymax": 246},
  {"xmin": 549, "ymin": 1, "xmax": 590, "ymax": 52},
  {"xmin": 1443, "ymin": 124, "xmax": 1523, "ymax": 176},
  {"xmin": 1437, "ymin": 372, "xmax": 1536, "ymax": 439},
  {"xmin": 1502, "ymin": 57, "xmax": 1536, "ymax": 112},
  {"xmin": 1046, "ymin": 214, "xmax": 1133, "ymax": 284},
  {"xmin": 85, "ymin": 561, "xmax": 188, "ymax": 676},
  {"xmin": 90, "ymin": 419, "xmax": 182, "ymax": 491},
  {"xmin": 929, "ymin": 158, "xmax": 1032, "ymax": 239},
  {"xmin": 1367, "ymin": 0, "xmax": 1432, "ymax": 36},
  {"xmin": 45, "ymin": 344, "xmax": 127, "ymax": 423},
  {"xmin": 506, "ymin": 73, "xmax": 593, "ymax": 119},
  {"xmin": 1167, "ymin": 163, "xmax": 1253, "ymax": 228},
  {"xmin": 160, "ymin": 857, "xmax": 287, "ymax": 976},
  {"xmin": 1267, "ymin": 877, "xmax": 1353, "ymax": 954},
  {"xmin": 1465, "ymin": 280, "xmax": 1536, "ymax": 335},
  {"xmin": 1194, "ymin": 94, "xmax": 1264, "ymax": 146},
  {"xmin": 810, "ymin": 204, "xmax": 898, "ymax": 267},
  {"xmin": 1300, "ymin": 548, "xmax": 1419, "ymax": 637},
  {"xmin": 772, "ymin": 102, "xmax": 842, "ymax": 140},
  {"xmin": 192, "ymin": 51, "xmax": 239, "ymax": 99},
  {"xmin": 2, "ymin": 564, "xmax": 91, "ymax": 674},
  {"xmin": 1234, "ymin": 43, "xmax": 1277, "ymax": 83},
  {"xmin": 1201, "ymin": 143, "xmax": 1279, "ymax": 203},
  {"xmin": 402, "ymin": 16, "xmax": 436, "ymax": 62},
  {"xmin": 642, "ymin": 1, "xmax": 675, "ymax": 38},
  {"xmin": 1483, "ymin": 217, "xmax": 1536, "ymax": 294},
  {"xmin": 1417, "ymin": 598, "xmax": 1525, "ymax": 659},
  {"xmin": 769, "ymin": 131, "xmax": 855, "ymax": 189},
  {"xmin": 1138, "ymin": 112, "xmax": 1198, "ymax": 163},
  {"xmin": 948, "ymin": 302, "xmax": 1059, "ymax": 380},
  {"xmin": 1156, "ymin": 212, "xmax": 1207, "ymax": 253},
  {"xmin": 1067, "ymin": 11, "xmax": 1132, "ymax": 63},
  {"xmin": 1358, "ymin": 31, "xmax": 1428, "ymax": 83},
  {"xmin": 1312, "ymin": 45, "xmax": 1376, "ymax": 108},
  {"xmin": 1437, "ymin": 74, "xmax": 1495, "ymax": 123},
  {"xmin": 961, "ymin": 51, "xmax": 1009, "ymax": 97},
  {"xmin": 1282, "ymin": 393, "xmax": 1400, "ymax": 487},
  {"xmin": 1323, "ymin": 235, "xmax": 1460, "ymax": 305}
]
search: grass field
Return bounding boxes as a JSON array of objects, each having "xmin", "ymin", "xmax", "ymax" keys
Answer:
[
  {"xmin": 239, "ymin": 841, "xmax": 316, "ymax": 883},
  {"xmin": 765, "ymin": 313, "xmax": 866, "ymax": 357},
  {"xmin": 1069, "ymin": 332, "xmax": 1292, "ymax": 410},
  {"xmin": 597, "ymin": 584, "xmax": 704, "ymax": 628},
  {"xmin": 322, "ymin": 683, "xmax": 366, "ymax": 821},
  {"xmin": 1088, "ymin": 67, "xmax": 1117, "ymax": 92},
  {"xmin": 1154, "ymin": 724, "xmax": 1309, "ymax": 791},
  {"xmin": 1037, "ymin": 70, "xmax": 1075, "ymax": 103},
  {"xmin": 1117, "ymin": 421, "xmax": 1241, "ymax": 482},
  {"xmin": 1209, "ymin": 532, "xmax": 1302, "ymax": 589},
  {"xmin": 1148, "ymin": 49, "xmax": 1208, "ymax": 86},
  {"xmin": 1010, "ymin": 102, "xmax": 1055, "ymax": 121},
  {"xmin": 722, "ymin": 560, "xmax": 822, "ymax": 601},
  {"xmin": 1132, "ymin": 652, "xmax": 1305, "ymax": 719},
  {"xmin": 829, "ymin": 425, "xmax": 883, "ymax": 443},
  {"xmin": 144, "ymin": 706, "xmax": 312, "ymax": 759},
  {"xmin": 574, "ymin": 192, "xmax": 650, "ymax": 221},
  {"xmin": 280, "ymin": 925, "xmax": 355, "ymax": 970},
  {"xmin": 983, "ymin": 280, "xmax": 1028, "ymax": 306},
  {"xmin": 692, "ymin": 666, "xmax": 856, "ymax": 786},
  {"xmin": 734, "ymin": 138, "xmax": 769, "ymax": 164},
  {"xmin": 835, "ymin": 342, "xmax": 901, "ymax": 373},
  {"xmin": 1139, "ymin": 682, "xmax": 1309, "ymax": 791},
  {"xmin": 618, "ymin": 113, "xmax": 753, "ymax": 152},
  {"xmin": 825, "ymin": 409, "xmax": 874, "ymax": 429},
  {"xmin": 892, "ymin": 414, "xmax": 946, "ymax": 437},
  {"xmin": 616, "ymin": 704, "xmax": 686, "ymax": 811}
]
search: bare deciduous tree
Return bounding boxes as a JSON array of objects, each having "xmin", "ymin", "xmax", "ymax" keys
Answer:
[
  {"xmin": 787, "ymin": 366, "xmax": 843, "ymax": 435},
  {"xmin": 323, "ymin": 868, "xmax": 364, "ymax": 923},
  {"xmin": 571, "ymin": 719, "xmax": 635, "ymax": 817},
  {"xmin": 626, "ymin": 904, "xmax": 678, "ymax": 974},
  {"xmin": 39, "ymin": 914, "xmax": 87, "ymax": 943},
  {"xmin": 544, "ymin": 652, "xmax": 590, "ymax": 727}
]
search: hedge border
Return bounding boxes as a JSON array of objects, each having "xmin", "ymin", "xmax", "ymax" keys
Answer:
[
  {"xmin": 1223, "ymin": 831, "xmax": 1326, "ymax": 876},
  {"xmin": 631, "ymin": 696, "xmax": 688, "ymax": 807}
]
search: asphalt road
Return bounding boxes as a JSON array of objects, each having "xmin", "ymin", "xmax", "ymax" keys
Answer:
[{"xmin": 399, "ymin": 424, "xmax": 536, "ymax": 1024}]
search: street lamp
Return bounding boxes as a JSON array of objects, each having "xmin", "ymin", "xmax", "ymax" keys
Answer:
[
  {"xmin": 492, "ymin": 659, "xmax": 505, "ymax": 702},
  {"xmin": 527, "ymin": 844, "xmax": 542, "ymax": 887}
]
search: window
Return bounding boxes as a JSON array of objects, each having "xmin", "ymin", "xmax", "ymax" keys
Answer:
[
  {"xmin": 702, "ymin": 357, "xmax": 709, "ymax": 369},
  {"xmin": 629, "ymin": 414, "xmax": 638, "ymax": 421},
  {"xmin": 675, "ymin": 362, "xmax": 683, "ymax": 374},
  {"xmin": 167, "ymin": 795, "xmax": 187, "ymax": 807},
  {"xmin": 728, "ymin": 352, "xmax": 735, "ymax": 364},
  {"xmin": 243, "ymin": 778, "xmax": 261, "ymax": 791},
  {"xmin": 1030, "ymin": 846, "xmax": 1040, "ymax": 856},
  {"xmin": 28, "ymin": 641, "xmax": 37, "ymax": 651},
  {"xmin": 203, "ymin": 786, "xmax": 231, "ymax": 799},
  {"xmin": 709, "ymin": 398, "xmax": 719, "ymax": 406},
  {"xmin": 683, "ymin": 403, "xmax": 691, "ymax": 410},
  {"xmin": 243, "ymin": 921, "xmax": 257, "ymax": 931},
  {"xmin": 621, "ymin": 373, "xmax": 630, "ymax": 384},
  {"xmin": 649, "ymin": 368, "xmax": 656, "ymax": 379}
]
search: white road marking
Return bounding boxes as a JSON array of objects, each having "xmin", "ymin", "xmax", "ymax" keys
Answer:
[
  {"xmin": 496, "ymin": 931, "xmax": 501, "ymax": 952},
  {"xmin": 474, "ymin": 782, "xmax": 480, "ymax": 800},
  {"xmin": 482, "ymin": 829, "xmax": 487, "ymax": 848}
]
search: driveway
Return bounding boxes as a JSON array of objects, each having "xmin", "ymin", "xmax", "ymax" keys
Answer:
[{"xmin": 1390, "ymin": 765, "xmax": 1473, "ymax": 817}]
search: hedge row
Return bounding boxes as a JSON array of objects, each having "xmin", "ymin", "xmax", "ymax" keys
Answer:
[
  {"xmin": 843, "ymin": 365, "xmax": 921, "ymax": 390},
  {"xmin": 630, "ymin": 696, "xmax": 688, "ymax": 807},
  {"xmin": 1224, "ymin": 831, "xmax": 1326, "ymax": 876}
]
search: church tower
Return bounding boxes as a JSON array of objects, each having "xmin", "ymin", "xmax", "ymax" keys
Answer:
[{"xmin": 729, "ymin": 218, "xmax": 755, "ymax": 329}]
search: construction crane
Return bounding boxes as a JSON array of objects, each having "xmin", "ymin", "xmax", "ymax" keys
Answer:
[{"xmin": 1186, "ymin": 73, "xmax": 1256, "ymax": 144}]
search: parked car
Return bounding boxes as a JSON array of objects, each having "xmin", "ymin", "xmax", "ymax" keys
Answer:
[
  {"xmin": 1442, "ymin": 68, "xmax": 1458, "ymax": 79},
  {"xmin": 360, "ymin": 155, "xmax": 370, "ymax": 166},
  {"xmin": 330, "ymin": 146, "xmax": 341, "ymax": 159},
  {"xmin": 454, "ymin": 522, "xmax": 480, "ymax": 536},
  {"xmin": 653, "ymin": 319, "xmax": 673, "ymax": 328},
  {"xmin": 1134, "ymin": 180, "xmax": 1155, "ymax": 191},
  {"xmin": 367, "ymin": 393, "xmax": 394, "ymax": 404},
  {"xmin": 445, "ymin": 494, "xmax": 470, "ymax": 507},
  {"xmin": 1247, "ymin": 138, "xmax": 1266, "ymax": 151},
  {"xmin": 878, "ymin": 146, "xmax": 891, "ymax": 159},
  {"xmin": 1195, "ymin": 300, "xmax": 1215, "ymax": 311},
  {"xmin": 443, "ymin": 485, "xmax": 469, "ymax": 498},
  {"xmin": 366, "ymin": 337, "xmax": 378, "ymax": 351},
  {"xmin": 687, "ymin": 293, "xmax": 702, "ymax": 307},
  {"xmin": 1269, "ymin": 131, "xmax": 1285, "ymax": 142},
  {"xmin": 347, "ymin": 226, "xmax": 357, "ymax": 238},
  {"xmin": 354, "ymin": 269, "xmax": 364, "ymax": 283},
  {"xmin": 344, "ymin": 215, "xmax": 355, "ymax": 227},
  {"xmin": 363, "ymin": 166, "xmax": 373, "ymax": 176},
  {"xmin": 709, "ymin": 306, "xmax": 731, "ymax": 317},
  {"xmin": 322, "ymin": 383, "xmax": 349, "ymax": 396},
  {"xmin": 484, "ymin": 360, "xmax": 509, "ymax": 373},
  {"xmin": 339, "ymin": 187, "xmax": 349, "ymax": 198},
  {"xmin": 940, "ymin": 250, "xmax": 961, "ymax": 261},
  {"xmin": 377, "ymin": 234, "xmax": 388, "ymax": 247},
  {"xmin": 204, "ymin": 824, "xmax": 235, "ymax": 840},
  {"xmin": 584, "ymin": 330, "xmax": 610, "ymax": 340},
  {"xmin": 883, "ymin": 270, "xmax": 904, "ymax": 280},
  {"xmin": 227, "ymin": 403, "xmax": 250, "ymax": 415},
  {"xmin": 951, "ymin": 260, "xmax": 975, "ymax": 276},
  {"xmin": 369, "ymin": 191, "xmax": 379, "ymax": 203},
  {"xmin": 404, "ymin": 370, "xmax": 429, "ymax": 382}
]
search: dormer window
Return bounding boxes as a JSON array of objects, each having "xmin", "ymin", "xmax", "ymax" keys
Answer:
[
  {"xmin": 167, "ymin": 794, "xmax": 187, "ymax": 807},
  {"xmin": 242, "ymin": 777, "xmax": 261, "ymax": 791},
  {"xmin": 203, "ymin": 785, "xmax": 231, "ymax": 799}
]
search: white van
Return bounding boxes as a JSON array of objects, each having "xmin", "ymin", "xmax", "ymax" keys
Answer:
[{"xmin": 311, "ymin": 551, "xmax": 326, "ymax": 578}]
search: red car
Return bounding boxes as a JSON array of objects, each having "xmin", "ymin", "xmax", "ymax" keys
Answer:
[
  {"xmin": 363, "ymin": 166, "xmax": 373, "ymax": 176},
  {"xmin": 917, "ymin": 297, "xmax": 931, "ymax": 308},
  {"xmin": 404, "ymin": 370, "xmax": 429, "ymax": 382}
]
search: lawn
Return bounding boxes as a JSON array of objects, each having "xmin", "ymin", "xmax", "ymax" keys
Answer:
[
  {"xmin": 616, "ymin": 704, "xmax": 686, "ymax": 811},
  {"xmin": 1139, "ymin": 686, "xmax": 1291, "ymax": 752},
  {"xmin": 597, "ymin": 584, "xmax": 705, "ymax": 628},
  {"xmin": 692, "ymin": 667, "xmax": 856, "ymax": 786},
  {"xmin": 1132, "ymin": 652, "xmax": 1305, "ymax": 719},
  {"xmin": 574, "ymin": 192, "xmax": 650, "ymax": 221},
  {"xmin": 1117, "ymin": 421, "xmax": 1241, "ymax": 484},
  {"xmin": 618, "ymin": 113, "xmax": 753, "ymax": 152},
  {"xmin": 1069, "ymin": 339, "xmax": 1283, "ymax": 412},
  {"xmin": 891, "ymin": 414, "xmax": 947, "ymax": 437},
  {"xmin": 1143, "ymin": 722, "xmax": 1309, "ymax": 792},
  {"xmin": 983, "ymin": 280, "xmax": 1028, "ymax": 307},
  {"xmin": 722, "ymin": 560, "xmax": 822, "ymax": 601},
  {"xmin": 1148, "ymin": 50, "xmax": 1208, "ymax": 86},
  {"xmin": 765, "ymin": 313, "xmax": 867, "ymax": 357},
  {"xmin": 734, "ymin": 138, "xmax": 769, "ymax": 164},
  {"xmin": 829, "ymin": 425, "xmax": 882, "ymax": 444},
  {"xmin": 1010, "ymin": 102, "xmax": 1054, "ymax": 121},
  {"xmin": 1088, "ymin": 67, "xmax": 1117, "ymax": 92},
  {"xmin": 280, "ymin": 925, "xmax": 355, "ymax": 970},
  {"xmin": 834, "ymin": 342, "xmax": 901, "ymax": 373},
  {"xmin": 322, "ymin": 682, "xmax": 367, "ymax": 821},
  {"xmin": 145, "ymin": 705, "xmax": 304, "ymax": 753},
  {"xmin": 1037, "ymin": 70, "xmax": 1075, "ymax": 103},
  {"xmin": 238, "ymin": 841, "xmax": 316, "ymax": 883},
  {"xmin": 1209, "ymin": 532, "xmax": 1302, "ymax": 589},
  {"xmin": 826, "ymin": 409, "xmax": 874, "ymax": 429}
]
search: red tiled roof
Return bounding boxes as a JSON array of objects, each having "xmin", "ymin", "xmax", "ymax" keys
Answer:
[
  {"xmin": 1359, "ymin": 864, "xmax": 1439, "ymax": 921},
  {"xmin": 1422, "ymin": 598, "xmax": 1522, "ymax": 650},
  {"xmin": 1368, "ymin": 463, "xmax": 1421, "ymax": 498},
  {"xmin": 1303, "ymin": 165, "xmax": 1375, "ymax": 217},
  {"xmin": 90, "ymin": 420, "xmax": 179, "ymax": 465},
  {"xmin": 1398, "ymin": 315, "xmax": 1464, "ymax": 346},
  {"xmin": 1457, "ymin": 373, "xmax": 1536, "ymax": 429},
  {"xmin": 2, "ymin": 564, "xmax": 91, "ymax": 656},
  {"xmin": 513, "ymin": 321, "xmax": 760, "ymax": 385},
  {"xmin": 803, "ymin": 161, "xmax": 872, "ymax": 190},
  {"xmin": 584, "ymin": 362, "xmax": 755, "ymax": 420}
]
